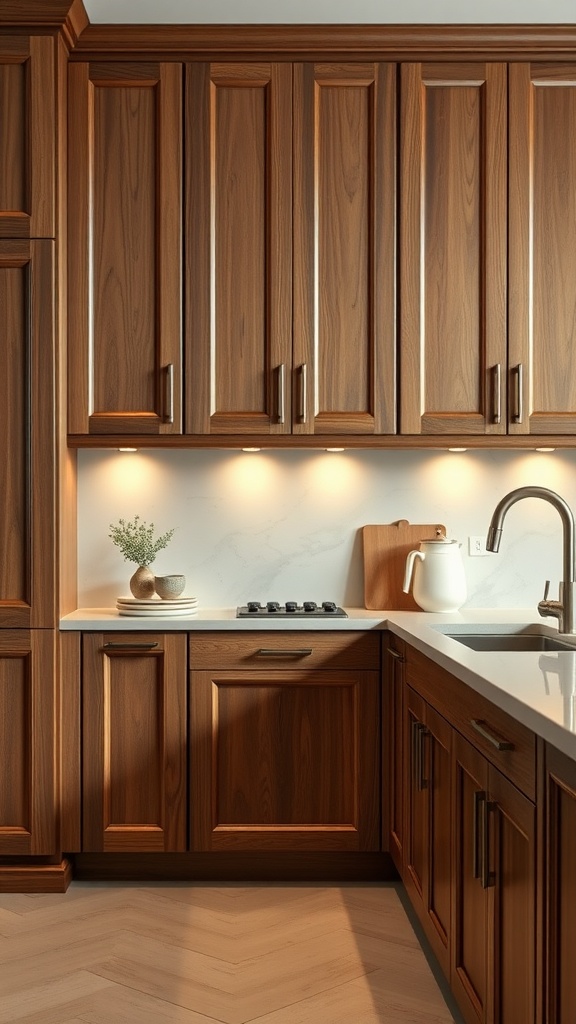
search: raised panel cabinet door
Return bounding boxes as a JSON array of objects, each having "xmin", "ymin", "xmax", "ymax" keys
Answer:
[
  {"xmin": 292, "ymin": 62, "xmax": 396, "ymax": 435},
  {"xmin": 190, "ymin": 668, "xmax": 380, "ymax": 851},
  {"xmin": 400, "ymin": 63, "xmax": 507, "ymax": 435},
  {"xmin": 68, "ymin": 62, "xmax": 182, "ymax": 435},
  {"xmin": 0, "ymin": 240, "xmax": 56, "ymax": 628},
  {"xmin": 404, "ymin": 686, "xmax": 427, "ymax": 908},
  {"xmin": 509, "ymin": 64, "xmax": 576, "ymax": 435},
  {"xmin": 0, "ymin": 630, "xmax": 56, "ymax": 856},
  {"xmin": 545, "ymin": 743, "xmax": 576, "ymax": 1024},
  {"xmin": 423, "ymin": 702, "xmax": 452, "ymax": 979},
  {"xmin": 82, "ymin": 633, "xmax": 187, "ymax": 852},
  {"xmin": 487, "ymin": 765, "xmax": 536, "ymax": 1024},
  {"xmin": 185, "ymin": 62, "xmax": 292, "ymax": 435},
  {"xmin": 382, "ymin": 634, "xmax": 405, "ymax": 866},
  {"xmin": 0, "ymin": 34, "xmax": 55, "ymax": 238}
]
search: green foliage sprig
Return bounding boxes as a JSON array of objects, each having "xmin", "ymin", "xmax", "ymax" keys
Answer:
[{"xmin": 108, "ymin": 515, "xmax": 175, "ymax": 567}]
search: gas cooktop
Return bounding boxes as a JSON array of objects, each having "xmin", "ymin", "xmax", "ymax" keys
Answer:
[{"xmin": 236, "ymin": 601, "xmax": 348, "ymax": 618}]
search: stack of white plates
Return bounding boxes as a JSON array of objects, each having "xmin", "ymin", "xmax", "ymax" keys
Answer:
[{"xmin": 116, "ymin": 596, "xmax": 198, "ymax": 617}]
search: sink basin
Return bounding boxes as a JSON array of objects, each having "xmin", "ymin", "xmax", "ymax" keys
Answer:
[{"xmin": 443, "ymin": 633, "xmax": 576, "ymax": 652}]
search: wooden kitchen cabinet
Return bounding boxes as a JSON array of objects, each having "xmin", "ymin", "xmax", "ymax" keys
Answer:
[
  {"xmin": 544, "ymin": 742, "xmax": 576, "ymax": 1023},
  {"xmin": 508, "ymin": 63, "xmax": 576, "ymax": 435},
  {"xmin": 400, "ymin": 62, "xmax": 508, "ymax": 435},
  {"xmin": 68, "ymin": 61, "xmax": 182, "ymax": 435},
  {"xmin": 0, "ymin": 630, "xmax": 56, "ymax": 856},
  {"xmin": 185, "ymin": 60, "xmax": 396, "ymax": 437},
  {"xmin": 82, "ymin": 633, "xmax": 187, "ymax": 852},
  {"xmin": 382, "ymin": 632, "xmax": 405, "ymax": 866},
  {"xmin": 189, "ymin": 632, "xmax": 380, "ymax": 851},
  {"xmin": 0, "ymin": 34, "xmax": 55, "ymax": 238}
]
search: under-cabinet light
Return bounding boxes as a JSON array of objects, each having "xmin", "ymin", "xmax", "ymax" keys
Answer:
[
  {"xmin": 241, "ymin": 447, "xmax": 261, "ymax": 452},
  {"xmin": 118, "ymin": 447, "xmax": 138, "ymax": 453},
  {"xmin": 447, "ymin": 447, "xmax": 467, "ymax": 452},
  {"xmin": 535, "ymin": 447, "xmax": 556, "ymax": 452},
  {"xmin": 325, "ymin": 447, "xmax": 345, "ymax": 452}
]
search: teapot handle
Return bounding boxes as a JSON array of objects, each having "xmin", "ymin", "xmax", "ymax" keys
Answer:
[{"xmin": 403, "ymin": 549, "xmax": 425, "ymax": 594}]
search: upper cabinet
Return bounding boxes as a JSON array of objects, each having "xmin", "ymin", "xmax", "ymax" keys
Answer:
[
  {"xmin": 185, "ymin": 61, "xmax": 395, "ymax": 436},
  {"xmin": 399, "ymin": 63, "xmax": 508, "ymax": 435},
  {"xmin": 509, "ymin": 63, "xmax": 576, "ymax": 436},
  {"xmin": 67, "ymin": 61, "xmax": 182, "ymax": 435},
  {"xmin": 0, "ymin": 35, "xmax": 55, "ymax": 239}
]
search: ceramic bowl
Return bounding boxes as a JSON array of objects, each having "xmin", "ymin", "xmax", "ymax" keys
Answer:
[{"xmin": 154, "ymin": 574, "xmax": 186, "ymax": 599}]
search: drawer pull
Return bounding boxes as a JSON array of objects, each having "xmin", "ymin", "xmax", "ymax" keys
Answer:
[
  {"xmin": 255, "ymin": 648, "xmax": 313, "ymax": 657},
  {"xmin": 387, "ymin": 647, "xmax": 405, "ymax": 662},
  {"xmin": 471, "ymin": 718, "xmax": 514, "ymax": 751},
  {"xmin": 163, "ymin": 363, "xmax": 174, "ymax": 424},
  {"xmin": 103, "ymin": 642, "xmax": 159, "ymax": 650},
  {"xmin": 491, "ymin": 363, "xmax": 501, "ymax": 424}
]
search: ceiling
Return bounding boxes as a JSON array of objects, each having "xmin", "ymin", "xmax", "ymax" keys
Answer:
[{"xmin": 82, "ymin": 0, "xmax": 576, "ymax": 24}]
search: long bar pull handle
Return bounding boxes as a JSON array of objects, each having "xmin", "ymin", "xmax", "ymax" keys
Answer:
[
  {"xmin": 386, "ymin": 647, "xmax": 405, "ymax": 662},
  {"xmin": 417, "ymin": 723, "xmax": 428, "ymax": 791},
  {"xmin": 163, "ymin": 363, "xmax": 174, "ymax": 424},
  {"xmin": 256, "ymin": 648, "xmax": 313, "ymax": 657},
  {"xmin": 411, "ymin": 721, "xmax": 419, "ymax": 792},
  {"xmin": 473, "ymin": 790, "xmax": 485, "ymax": 879},
  {"xmin": 471, "ymin": 718, "xmax": 514, "ymax": 751},
  {"xmin": 277, "ymin": 364, "xmax": 286, "ymax": 425},
  {"xmin": 512, "ymin": 363, "xmax": 524, "ymax": 424},
  {"xmin": 103, "ymin": 642, "xmax": 159, "ymax": 650},
  {"xmin": 481, "ymin": 799, "xmax": 495, "ymax": 889},
  {"xmin": 298, "ymin": 363, "xmax": 307, "ymax": 423},
  {"xmin": 492, "ymin": 363, "xmax": 501, "ymax": 424}
]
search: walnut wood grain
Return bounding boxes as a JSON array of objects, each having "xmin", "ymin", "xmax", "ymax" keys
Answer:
[
  {"xmin": 189, "ymin": 631, "xmax": 380, "ymax": 670},
  {"xmin": 400, "ymin": 62, "xmax": 507, "ymax": 436},
  {"xmin": 544, "ymin": 744, "xmax": 576, "ymax": 1024},
  {"xmin": 293, "ymin": 62, "xmax": 396, "ymax": 435},
  {"xmin": 67, "ymin": 61, "xmax": 182, "ymax": 435},
  {"xmin": 59, "ymin": 631, "xmax": 81, "ymax": 852}
]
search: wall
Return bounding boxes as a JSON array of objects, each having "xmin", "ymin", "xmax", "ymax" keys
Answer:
[{"xmin": 78, "ymin": 449, "xmax": 576, "ymax": 611}]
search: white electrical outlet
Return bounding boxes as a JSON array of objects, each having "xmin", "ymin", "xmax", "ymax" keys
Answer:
[{"xmin": 468, "ymin": 535, "xmax": 487, "ymax": 557}]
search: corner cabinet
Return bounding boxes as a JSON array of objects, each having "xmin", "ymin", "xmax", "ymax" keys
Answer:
[
  {"xmin": 185, "ymin": 61, "xmax": 396, "ymax": 437},
  {"xmin": 67, "ymin": 61, "xmax": 182, "ymax": 435},
  {"xmin": 81, "ymin": 633, "xmax": 187, "ymax": 852},
  {"xmin": 189, "ymin": 632, "xmax": 380, "ymax": 851}
]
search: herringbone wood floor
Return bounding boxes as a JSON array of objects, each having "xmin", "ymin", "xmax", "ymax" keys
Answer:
[{"xmin": 0, "ymin": 882, "xmax": 457, "ymax": 1023}]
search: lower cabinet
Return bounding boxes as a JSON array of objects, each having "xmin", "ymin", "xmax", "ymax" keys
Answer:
[
  {"xmin": 82, "ymin": 633, "xmax": 187, "ymax": 852},
  {"xmin": 388, "ymin": 639, "xmax": 537, "ymax": 1024},
  {"xmin": 544, "ymin": 742, "xmax": 576, "ymax": 1024},
  {"xmin": 189, "ymin": 632, "xmax": 380, "ymax": 851},
  {"xmin": 0, "ymin": 630, "xmax": 56, "ymax": 856}
]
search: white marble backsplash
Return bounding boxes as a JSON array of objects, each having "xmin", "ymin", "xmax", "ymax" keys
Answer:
[{"xmin": 77, "ymin": 448, "xmax": 576, "ymax": 611}]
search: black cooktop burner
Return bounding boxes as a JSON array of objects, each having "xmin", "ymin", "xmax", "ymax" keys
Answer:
[{"xmin": 237, "ymin": 601, "xmax": 348, "ymax": 618}]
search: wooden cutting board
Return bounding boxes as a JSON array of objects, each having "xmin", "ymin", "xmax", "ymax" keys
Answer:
[{"xmin": 363, "ymin": 520, "xmax": 446, "ymax": 610}]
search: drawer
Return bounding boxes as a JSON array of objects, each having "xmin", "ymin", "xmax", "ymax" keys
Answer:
[
  {"xmin": 189, "ymin": 631, "xmax": 380, "ymax": 670},
  {"xmin": 405, "ymin": 645, "xmax": 536, "ymax": 801}
]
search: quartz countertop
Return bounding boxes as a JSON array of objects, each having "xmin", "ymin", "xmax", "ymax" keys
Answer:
[{"xmin": 60, "ymin": 605, "xmax": 576, "ymax": 761}]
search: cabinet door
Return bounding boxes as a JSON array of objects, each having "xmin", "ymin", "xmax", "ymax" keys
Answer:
[
  {"xmin": 185, "ymin": 62, "xmax": 292, "ymax": 435},
  {"xmin": 383, "ymin": 634, "xmax": 405, "ymax": 866},
  {"xmin": 82, "ymin": 633, "xmax": 187, "ymax": 852},
  {"xmin": 405, "ymin": 686, "xmax": 427, "ymax": 904},
  {"xmin": 509, "ymin": 64, "xmax": 576, "ymax": 435},
  {"xmin": 0, "ymin": 631, "xmax": 56, "ymax": 856},
  {"xmin": 0, "ymin": 35, "xmax": 54, "ymax": 238},
  {"xmin": 68, "ymin": 62, "xmax": 182, "ymax": 435},
  {"xmin": 190, "ymin": 668, "xmax": 380, "ymax": 851},
  {"xmin": 424, "ymin": 702, "xmax": 452, "ymax": 978},
  {"xmin": 545, "ymin": 743, "xmax": 576, "ymax": 1024},
  {"xmin": 293, "ymin": 62, "xmax": 396, "ymax": 435},
  {"xmin": 400, "ymin": 63, "xmax": 507, "ymax": 435},
  {"xmin": 0, "ymin": 240, "xmax": 56, "ymax": 628}
]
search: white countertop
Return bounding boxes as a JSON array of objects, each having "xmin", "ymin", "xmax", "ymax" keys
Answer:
[{"xmin": 60, "ymin": 605, "xmax": 576, "ymax": 762}]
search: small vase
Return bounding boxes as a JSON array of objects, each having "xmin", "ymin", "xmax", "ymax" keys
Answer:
[{"xmin": 129, "ymin": 565, "xmax": 156, "ymax": 599}]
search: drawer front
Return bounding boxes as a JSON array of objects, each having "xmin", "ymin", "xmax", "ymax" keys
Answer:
[
  {"xmin": 189, "ymin": 631, "xmax": 380, "ymax": 670},
  {"xmin": 405, "ymin": 645, "xmax": 536, "ymax": 801}
]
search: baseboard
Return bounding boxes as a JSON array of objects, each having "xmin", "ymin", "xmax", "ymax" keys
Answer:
[{"xmin": 0, "ymin": 857, "xmax": 72, "ymax": 893}]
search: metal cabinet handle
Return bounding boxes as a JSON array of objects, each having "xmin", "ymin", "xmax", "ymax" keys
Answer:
[
  {"xmin": 255, "ymin": 648, "xmax": 313, "ymax": 657},
  {"xmin": 386, "ymin": 647, "xmax": 405, "ymax": 662},
  {"xmin": 277, "ymin": 364, "xmax": 285, "ymax": 424},
  {"xmin": 298, "ymin": 363, "xmax": 307, "ymax": 422},
  {"xmin": 473, "ymin": 790, "xmax": 485, "ymax": 879},
  {"xmin": 163, "ymin": 363, "xmax": 174, "ymax": 424},
  {"xmin": 481, "ymin": 799, "xmax": 495, "ymax": 889},
  {"xmin": 512, "ymin": 363, "xmax": 524, "ymax": 424},
  {"xmin": 103, "ymin": 642, "xmax": 159, "ymax": 650},
  {"xmin": 471, "ymin": 718, "xmax": 514, "ymax": 751},
  {"xmin": 411, "ymin": 720, "xmax": 427, "ymax": 792},
  {"xmin": 492, "ymin": 363, "xmax": 501, "ymax": 424}
]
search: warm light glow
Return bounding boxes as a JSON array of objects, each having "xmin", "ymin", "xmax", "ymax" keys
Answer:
[
  {"xmin": 241, "ymin": 447, "xmax": 261, "ymax": 453},
  {"xmin": 325, "ymin": 447, "xmax": 345, "ymax": 452},
  {"xmin": 118, "ymin": 447, "xmax": 138, "ymax": 453},
  {"xmin": 535, "ymin": 447, "xmax": 556, "ymax": 453},
  {"xmin": 448, "ymin": 447, "xmax": 468, "ymax": 452}
]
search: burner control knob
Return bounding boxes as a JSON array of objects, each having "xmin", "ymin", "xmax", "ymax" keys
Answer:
[
  {"xmin": 267, "ymin": 601, "xmax": 280, "ymax": 613},
  {"xmin": 285, "ymin": 601, "xmax": 298, "ymax": 613},
  {"xmin": 322, "ymin": 601, "xmax": 337, "ymax": 613},
  {"xmin": 303, "ymin": 601, "xmax": 317, "ymax": 612},
  {"xmin": 247, "ymin": 602, "xmax": 261, "ymax": 613}
]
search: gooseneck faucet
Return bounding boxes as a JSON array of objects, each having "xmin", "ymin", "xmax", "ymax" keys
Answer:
[{"xmin": 486, "ymin": 486, "xmax": 576, "ymax": 634}]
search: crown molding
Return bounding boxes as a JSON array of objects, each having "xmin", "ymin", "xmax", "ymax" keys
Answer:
[{"xmin": 0, "ymin": 0, "xmax": 89, "ymax": 47}]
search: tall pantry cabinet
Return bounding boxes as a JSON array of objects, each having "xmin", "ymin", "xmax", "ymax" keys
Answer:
[{"xmin": 0, "ymin": 4, "xmax": 83, "ymax": 889}]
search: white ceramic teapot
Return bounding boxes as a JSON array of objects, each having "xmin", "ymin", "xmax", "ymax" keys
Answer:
[{"xmin": 403, "ymin": 535, "xmax": 467, "ymax": 612}]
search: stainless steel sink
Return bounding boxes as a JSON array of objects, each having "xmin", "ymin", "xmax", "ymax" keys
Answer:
[{"xmin": 444, "ymin": 633, "xmax": 576, "ymax": 652}]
